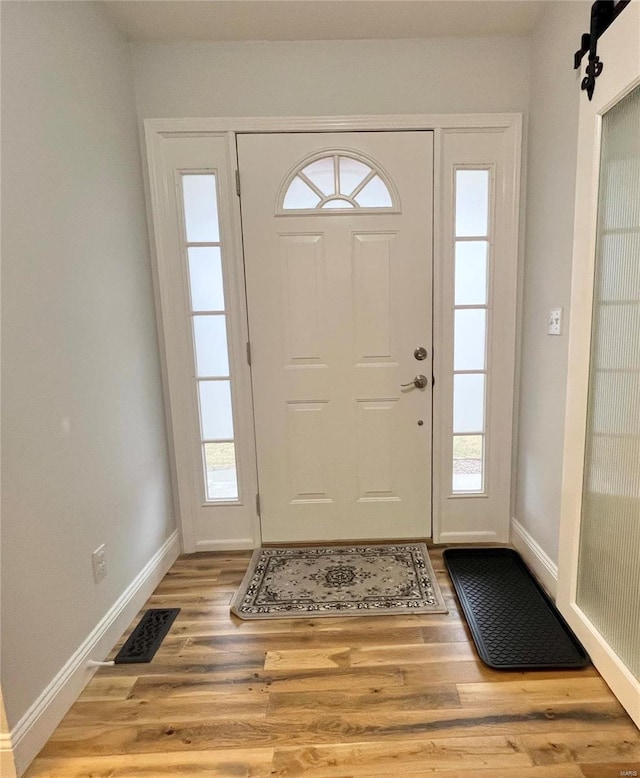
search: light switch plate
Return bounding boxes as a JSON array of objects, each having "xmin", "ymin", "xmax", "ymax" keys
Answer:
[
  {"xmin": 548, "ymin": 307, "xmax": 563, "ymax": 336},
  {"xmin": 92, "ymin": 544, "xmax": 107, "ymax": 583}
]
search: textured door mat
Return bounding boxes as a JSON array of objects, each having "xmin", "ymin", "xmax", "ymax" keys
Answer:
[
  {"xmin": 231, "ymin": 543, "xmax": 447, "ymax": 619},
  {"xmin": 114, "ymin": 608, "xmax": 180, "ymax": 664},
  {"xmin": 443, "ymin": 548, "xmax": 589, "ymax": 670}
]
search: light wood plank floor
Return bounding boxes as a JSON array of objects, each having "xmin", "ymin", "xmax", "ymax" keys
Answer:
[{"xmin": 25, "ymin": 548, "xmax": 640, "ymax": 778}]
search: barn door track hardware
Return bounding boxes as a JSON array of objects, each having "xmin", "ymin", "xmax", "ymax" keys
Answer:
[{"xmin": 574, "ymin": 0, "xmax": 632, "ymax": 100}]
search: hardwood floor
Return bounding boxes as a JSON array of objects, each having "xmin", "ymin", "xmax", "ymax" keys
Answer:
[{"xmin": 25, "ymin": 548, "xmax": 640, "ymax": 777}]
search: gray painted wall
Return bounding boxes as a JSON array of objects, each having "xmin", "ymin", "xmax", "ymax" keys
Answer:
[
  {"xmin": 1, "ymin": 0, "xmax": 174, "ymax": 729},
  {"xmin": 515, "ymin": 1, "xmax": 586, "ymax": 564},
  {"xmin": 131, "ymin": 37, "xmax": 531, "ymax": 118}
]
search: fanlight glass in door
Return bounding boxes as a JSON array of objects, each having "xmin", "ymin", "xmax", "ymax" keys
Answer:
[
  {"xmin": 451, "ymin": 169, "xmax": 491, "ymax": 493},
  {"xmin": 577, "ymin": 85, "xmax": 640, "ymax": 681},
  {"xmin": 180, "ymin": 173, "xmax": 239, "ymax": 502},
  {"xmin": 281, "ymin": 153, "xmax": 395, "ymax": 211}
]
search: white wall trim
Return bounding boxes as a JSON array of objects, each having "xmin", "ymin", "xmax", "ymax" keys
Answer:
[
  {"xmin": 194, "ymin": 538, "xmax": 256, "ymax": 552},
  {"xmin": 437, "ymin": 531, "xmax": 499, "ymax": 544},
  {"xmin": 146, "ymin": 113, "xmax": 521, "ymax": 136},
  {"xmin": 510, "ymin": 517, "xmax": 558, "ymax": 599},
  {"xmin": 1, "ymin": 690, "xmax": 17, "ymax": 778},
  {"xmin": 144, "ymin": 112, "xmax": 522, "ymax": 550},
  {"xmin": 10, "ymin": 530, "xmax": 180, "ymax": 776},
  {"xmin": 0, "ymin": 735, "xmax": 17, "ymax": 778}
]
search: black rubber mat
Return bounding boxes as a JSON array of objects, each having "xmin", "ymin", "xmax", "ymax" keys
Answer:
[
  {"xmin": 114, "ymin": 608, "xmax": 180, "ymax": 664},
  {"xmin": 443, "ymin": 548, "xmax": 588, "ymax": 670}
]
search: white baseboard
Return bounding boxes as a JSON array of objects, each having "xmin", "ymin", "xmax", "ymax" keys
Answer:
[
  {"xmin": 194, "ymin": 538, "xmax": 256, "ymax": 552},
  {"xmin": 436, "ymin": 531, "xmax": 500, "ymax": 544},
  {"xmin": 510, "ymin": 517, "xmax": 558, "ymax": 599},
  {"xmin": 10, "ymin": 530, "xmax": 180, "ymax": 776},
  {"xmin": 0, "ymin": 734, "xmax": 17, "ymax": 778}
]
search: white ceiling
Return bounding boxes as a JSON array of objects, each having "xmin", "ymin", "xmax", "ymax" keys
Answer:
[{"xmin": 102, "ymin": 0, "xmax": 549, "ymax": 42}]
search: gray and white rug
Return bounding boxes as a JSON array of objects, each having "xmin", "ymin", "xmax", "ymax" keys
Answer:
[{"xmin": 231, "ymin": 543, "xmax": 448, "ymax": 619}]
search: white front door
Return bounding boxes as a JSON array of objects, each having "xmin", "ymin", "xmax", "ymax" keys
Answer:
[{"xmin": 238, "ymin": 132, "xmax": 433, "ymax": 542}]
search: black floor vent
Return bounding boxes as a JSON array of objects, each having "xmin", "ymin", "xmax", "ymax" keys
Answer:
[{"xmin": 114, "ymin": 608, "xmax": 180, "ymax": 664}]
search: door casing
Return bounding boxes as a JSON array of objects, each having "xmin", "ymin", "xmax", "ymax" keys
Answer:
[{"xmin": 144, "ymin": 113, "xmax": 522, "ymax": 552}]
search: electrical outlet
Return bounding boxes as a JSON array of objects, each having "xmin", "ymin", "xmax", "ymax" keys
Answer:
[
  {"xmin": 92, "ymin": 544, "xmax": 107, "ymax": 583},
  {"xmin": 548, "ymin": 307, "xmax": 563, "ymax": 336}
]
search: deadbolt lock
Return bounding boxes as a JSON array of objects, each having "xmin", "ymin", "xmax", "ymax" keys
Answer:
[{"xmin": 414, "ymin": 346, "xmax": 428, "ymax": 361}]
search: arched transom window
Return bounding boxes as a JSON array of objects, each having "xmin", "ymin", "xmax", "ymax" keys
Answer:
[{"xmin": 280, "ymin": 152, "xmax": 397, "ymax": 212}]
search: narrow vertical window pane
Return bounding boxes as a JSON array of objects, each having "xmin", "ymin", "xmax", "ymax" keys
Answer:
[
  {"xmin": 204, "ymin": 442, "xmax": 238, "ymax": 501},
  {"xmin": 592, "ymin": 303, "xmax": 640, "ymax": 371},
  {"xmin": 454, "ymin": 374, "xmax": 485, "ymax": 433},
  {"xmin": 182, "ymin": 175, "xmax": 220, "ymax": 243},
  {"xmin": 188, "ymin": 247, "xmax": 225, "ymax": 312},
  {"xmin": 455, "ymin": 241, "xmax": 488, "ymax": 305},
  {"xmin": 193, "ymin": 315, "xmax": 230, "ymax": 377},
  {"xmin": 455, "ymin": 170, "xmax": 489, "ymax": 237},
  {"xmin": 599, "ymin": 233, "xmax": 640, "ymax": 302},
  {"xmin": 602, "ymin": 158, "xmax": 640, "ymax": 230},
  {"xmin": 199, "ymin": 380, "xmax": 234, "ymax": 439},
  {"xmin": 454, "ymin": 309, "xmax": 486, "ymax": 370},
  {"xmin": 453, "ymin": 435, "xmax": 483, "ymax": 492}
]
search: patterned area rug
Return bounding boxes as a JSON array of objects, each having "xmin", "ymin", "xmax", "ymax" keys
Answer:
[{"xmin": 231, "ymin": 543, "xmax": 448, "ymax": 619}]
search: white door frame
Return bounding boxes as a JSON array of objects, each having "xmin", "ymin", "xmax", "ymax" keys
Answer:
[
  {"xmin": 557, "ymin": 5, "xmax": 640, "ymax": 728},
  {"xmin": 144, "ymin": 113, "xmax": 522, "ymax": 551}
]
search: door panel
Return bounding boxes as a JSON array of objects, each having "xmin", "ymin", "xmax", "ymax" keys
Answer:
[
  {"xmin": 558, "ymin": 2, "xmax": 640, "ymax": 728},
  {"xmin": 356, "ymin": 400, "xmax": 399, "ymax": 497},
  {"xmin": 238, "ymin": 132, "xmax": 433, "ymax": 542},
  {"xmin": 353, "ymin": 232, "xmax": 395, "ymax": 359},
  {"xmin": 287, "ymin": 401, "xmax": 330, "ymax": 501},
  {"xmin": 282, "ymin": 234, "xmax": 325, "ymax": 362}
]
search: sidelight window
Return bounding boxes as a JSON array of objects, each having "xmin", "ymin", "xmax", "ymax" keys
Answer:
[
  {"xmin": 452, "ymin": 169, "xmax": 491, "ymax": 493},
  {"xmin": 181, "ymin": 174, "xmax": 238, "ymax": 502}
]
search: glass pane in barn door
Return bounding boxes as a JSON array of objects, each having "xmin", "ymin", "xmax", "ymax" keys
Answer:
[
  {"xmin": 577, "ymin": 85, "xmax": 640, "ymax": 681},
  {"xmin": 180, "ymin": 174, "xmax": 238, "ymax": 502}
]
